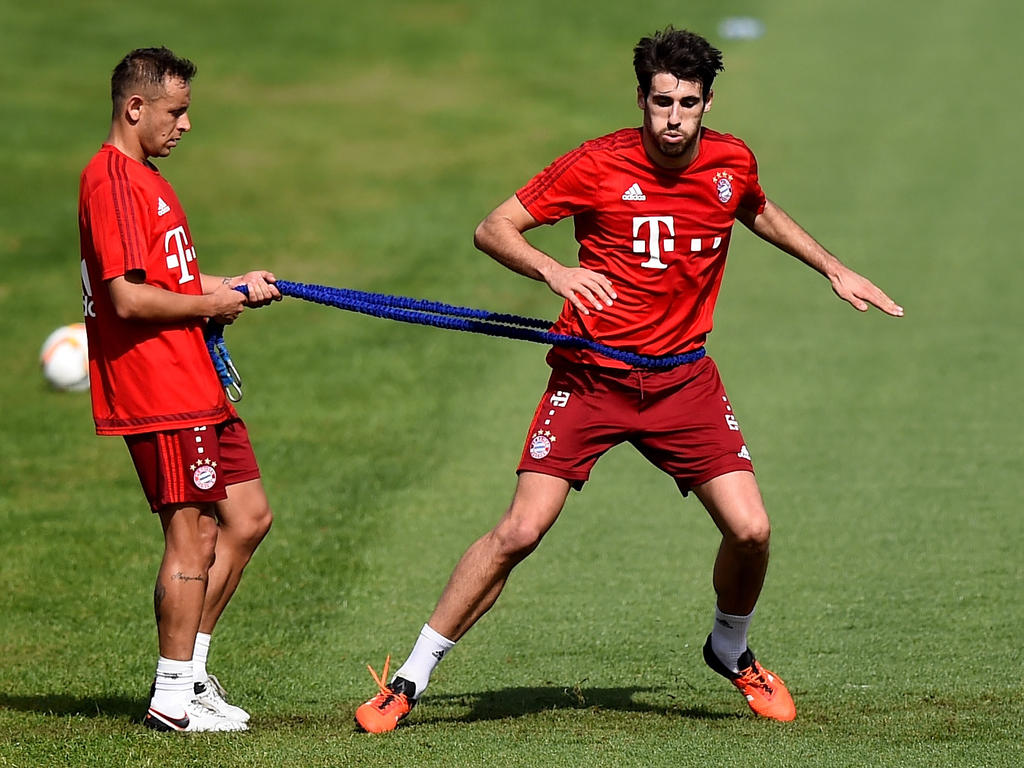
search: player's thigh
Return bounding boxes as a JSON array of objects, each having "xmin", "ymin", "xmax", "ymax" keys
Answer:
[
  {"xmin": 216, "ymin": 477, "xmax": 272, "ymax": 542},
  {"xmin": 689, "ymin": 471, "xmax": 770, "ymax": 545},
  {"xmin": 212, "ymin": 418, "xmax": 270, "ymax": 532},
  {"xmin": 495, "ymin": 471, "xmax": 572, "ymax": 550},
  {"xmin": 158, "ymin": 502, "xmax": 219, "ymax": 559}
]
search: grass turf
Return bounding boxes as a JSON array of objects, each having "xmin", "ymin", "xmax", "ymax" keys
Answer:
[{"xmin": 2, "ymin": 0, "xmax": 1022, "ymax": 766}]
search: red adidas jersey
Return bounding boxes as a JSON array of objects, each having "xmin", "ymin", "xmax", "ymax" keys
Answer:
[
  {"xmin": 517, "ymin": 127, "xmax": 766, "ymax": 368},
  {"xmin": 79, "ymin": 144, "xmax": 232, "ymax": 435}
]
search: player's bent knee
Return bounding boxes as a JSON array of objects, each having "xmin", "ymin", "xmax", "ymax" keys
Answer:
[
  {"xmin": 490, "ymin": 520, "xmax": 545, "ymax": 562},
  {"xmin": 252, "ymin": 504, "xmax": 273, "ymax": 540},
  {"xmin": 729, "ymin": 518, "xmax": 771, "ymax": 552},
  {"xmin": 199, "ymin": 530, "xmax": 219, "ymax": 568},
  {"xmin": 170, "ymin": 534, "xmax": 217, "ymax": 574},
  {"xmin": 235, "ymin": 505, "xmax": 273, "ymax": 549}
]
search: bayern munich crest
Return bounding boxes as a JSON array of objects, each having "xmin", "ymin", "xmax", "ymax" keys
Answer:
[
  {"xmin": 529, "ymin": 430, "xmax": 556, "ymax": 460},
  {"xmin": 190, "ymin": 458, "xmax": 218, "ymax": 490},
  {"xmin": 713, "ymin": 170, "xmax": 734, "ymax": 204}
]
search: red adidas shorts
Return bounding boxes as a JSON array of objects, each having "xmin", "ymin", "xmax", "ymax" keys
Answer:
[
  {"xmin": 123, "ymin": 417, "xmax": 261, "ymax": 512},
  {"xmin": 517, "ymin": 355, "xmax": 753, "ymax": 493}
]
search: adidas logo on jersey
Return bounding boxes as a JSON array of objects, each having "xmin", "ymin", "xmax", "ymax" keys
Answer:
[
  {"xmin": 621, "ymin": 183, "xmax": 646, "ymax": 201},
  {"xmin": 157, "ymin": 197, "xmax": 171, "ymax": 217}
]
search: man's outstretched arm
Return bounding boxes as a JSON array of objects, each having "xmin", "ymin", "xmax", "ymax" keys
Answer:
[{"xmin": 738, "ymin": 200, "xmax": 904, "ymax": 316}]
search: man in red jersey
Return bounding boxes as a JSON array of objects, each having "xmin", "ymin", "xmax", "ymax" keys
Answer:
[
  {"xmin": 356, "ymin": 27, "xmax": 903, "ymax": 731},
  {"xmin": 79, "ymin": 47, "xmax": 281, "ymax": 732}
]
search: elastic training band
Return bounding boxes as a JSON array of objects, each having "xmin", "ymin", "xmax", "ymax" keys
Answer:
[
  {"xmin": 272, "ymin": 280, "xmax": 705, "ymax": 368},
  {"xmin": 206, "ymin": 280, "xmax": 706, "ymax": 399}
]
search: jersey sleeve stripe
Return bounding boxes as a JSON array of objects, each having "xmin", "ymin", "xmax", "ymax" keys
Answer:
[
  {"xmin": 105, "ymin": 152, "xmax": 146, "ymax": 273},
  {"xmin": 518, "ymin": 144, "xmax": 590, "ymax": 210},
  {"xmin": 518, "ymin": 129, "xmax": 639, "ymax": 212}
]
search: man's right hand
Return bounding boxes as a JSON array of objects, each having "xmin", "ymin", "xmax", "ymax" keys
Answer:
[
  {"xmin": 544, "ymin": 264, "xmax": 617, "ymax": 316},
  {"xmin": 206, "ymin": 283, "xmax": 247, "ymax": 325}
]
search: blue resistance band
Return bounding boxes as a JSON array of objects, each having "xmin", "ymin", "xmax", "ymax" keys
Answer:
[{"xmin": 205, "ymin": 279, "xmax": 706, "ymax": 401}]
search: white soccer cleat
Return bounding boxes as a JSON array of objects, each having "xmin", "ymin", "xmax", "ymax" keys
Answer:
[
  {"xmin": 193, "ymin": 674, "xmax": 251, "ymax": 723},
  {"xmin": 144, "ymin": 698, "xmax": 248, "ymax": 732}
]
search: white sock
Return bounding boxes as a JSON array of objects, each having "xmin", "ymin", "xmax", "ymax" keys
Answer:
[
  {"xmin": 150, "ymin": 657, "xmax": 194, "ymax": 717},
  {"xmin": 710, "ymin": 606, "xmax": 755, "ymax": 674},
  {"xmin": 393, "ymin": 623, "xmax": 455, "ymax": 698},
  {"xmin": 192, "ymin": 632, "xmax": 211, "ymax": 684}
]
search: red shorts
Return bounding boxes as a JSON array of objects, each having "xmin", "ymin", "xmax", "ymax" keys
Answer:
[
  {"xmin": 517, "ymin": 355, "xmax": 753, "ymax": 493},
  {"xmin": 124, "ymin": 417, "xmax": 261, "ymax": 512}
]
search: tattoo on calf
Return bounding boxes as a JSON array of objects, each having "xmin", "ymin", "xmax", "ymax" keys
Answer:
[
  {"xmin": 172, "ymin": 571, "xmax": 206, "ymax": 583},
  {"xmin": 154, "ymin": 583, "xmax": 166, "ymax": 624}
]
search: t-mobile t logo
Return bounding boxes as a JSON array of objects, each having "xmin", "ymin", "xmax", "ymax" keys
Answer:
[
  {"xmin": 164, "ymin": 225, "xmax": 196, "ymax": 284},
  {"xmin": 632, "ymin": 216, "xmax": 674, "ymax": 270}
]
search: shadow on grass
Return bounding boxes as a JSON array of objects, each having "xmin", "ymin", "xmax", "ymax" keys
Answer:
[
  {"xmin": 1, "ymin": 686, "xmax": 739, "ymax": 729},
  {"xmin": 414, "ymin": 685, "xmax": 737, "ymax": 725},
  {"xmin": 0, "ymin": 694, "xmax": 141, "ymax": 720}
]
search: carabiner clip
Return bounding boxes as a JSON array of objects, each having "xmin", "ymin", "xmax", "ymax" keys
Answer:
[{"xmin": 205, "ymin": 322, "xmax": 243, "ymax": 402}]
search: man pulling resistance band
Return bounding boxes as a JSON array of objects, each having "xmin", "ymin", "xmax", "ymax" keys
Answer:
[{"xmin": 355, "ymin": 25, "xmax": 903, "ymax": 731}]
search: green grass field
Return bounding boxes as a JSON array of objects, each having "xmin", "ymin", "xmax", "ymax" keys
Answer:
[{"xmin": 2, "ymin": 0, "xmax": 1022, "ymax": 765}]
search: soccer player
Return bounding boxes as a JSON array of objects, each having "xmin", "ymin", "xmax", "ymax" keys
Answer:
[
  {"xmin": 78, "ymin": 47, "xmax": 282, "ymax": 732},
  {"xmin": 355, "ymin": 27, "xmax": 903, "ymax": 731}
]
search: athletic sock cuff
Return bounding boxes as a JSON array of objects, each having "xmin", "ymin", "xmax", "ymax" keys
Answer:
[
  {"xmin": 422, "ymin": 623, "xmax": 456, "ymax": 649},
  {"xmin": 715, "ymin": 606, "xmax": 755, "ymax": 623}
]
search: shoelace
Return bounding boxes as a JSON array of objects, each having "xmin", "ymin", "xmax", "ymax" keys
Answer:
[
  {"xmin": 207, "ymin": 675, "xmax": 231, "ymax": 700},
  {"xmin": 203, "ymin": 685, "xmax": 228, "ymax": 706},
  {"xmin": 366, "ymin": 655, "xmax": 403, "ymax": 708},
  {"xmin": 741, "ymin": 663, "xmax": 776, "ymax": 695}
]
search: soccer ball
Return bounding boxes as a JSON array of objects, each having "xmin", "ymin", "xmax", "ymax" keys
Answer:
[{"xmin": 39, "ymin": 323, "xmax": 90, "ymax": 391}]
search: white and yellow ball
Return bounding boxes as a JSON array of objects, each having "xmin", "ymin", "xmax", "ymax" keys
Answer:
[{"xmin": 39, "ymin": 323, "xmax": 90, "ymax": 391}]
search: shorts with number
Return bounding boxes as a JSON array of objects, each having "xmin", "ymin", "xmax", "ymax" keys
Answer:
[
  {"xmin": 124, "ymin": 417, "xmax": 261, "ymax": 512},
  {"xmin": 517, "ymin": 355, "xmax": 753, "ymax": 493}
]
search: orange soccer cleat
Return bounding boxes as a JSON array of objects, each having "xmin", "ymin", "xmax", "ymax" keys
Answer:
[
  {"xmin": 354, "ymin": 656, "xmax": 417, "ymax": 733},
  {"xmin": 703, "ymin": 635, "xmax": 796, "ymax": 721}
]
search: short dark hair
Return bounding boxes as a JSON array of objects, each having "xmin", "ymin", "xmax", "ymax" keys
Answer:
[
  {"xmin": 633, "ymin": 27, "xmax": 724, "ymax": 99},
  {"xmin": 111, "ymin": 47, "xmax": 196, "ymax": 111}
]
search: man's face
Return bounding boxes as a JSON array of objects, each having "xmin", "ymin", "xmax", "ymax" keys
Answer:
[
  {"xmin": 135, "ymin": 76, "xmax": 191, "ymax": 159},
  {"xmin": 638, "ymin": 73, "xmax": 712, "ymax": 168}
]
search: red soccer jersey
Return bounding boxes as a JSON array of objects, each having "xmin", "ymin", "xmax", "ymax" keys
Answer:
[
  {"xmin": 78, "ymin": 144, "xmax": 232, "ymax": 435},
  {"xmin": 517, "ymin": 127, "xmax": 766, "ymax": 368}
]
